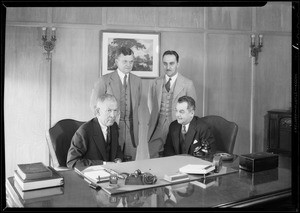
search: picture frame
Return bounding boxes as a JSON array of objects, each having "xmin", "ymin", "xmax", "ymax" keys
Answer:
[{"xmin": 101, "ymin": 31, "xmax": 160, "ymax": 78}]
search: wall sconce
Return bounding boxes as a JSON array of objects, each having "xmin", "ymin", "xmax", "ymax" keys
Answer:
[
  {"xmin": 250, "ymin": 34, "xmax": 263, "ymax": 65},
  {"xmin": 42, "ymin": 27, "xmax": 56, "ymax": 60}
]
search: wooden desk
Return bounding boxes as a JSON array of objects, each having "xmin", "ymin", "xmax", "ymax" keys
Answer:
[{"xmin": 5, "ymin": 155, "xmax": 293, "ymax": 208}]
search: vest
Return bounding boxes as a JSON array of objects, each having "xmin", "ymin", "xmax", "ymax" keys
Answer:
[
  {"xmin": 119, "ymin": 76, "xmax": 135, "ymax": 146},
  {"xmin": 119, "ymin": 76, "xmax": 133, "ymax": 121},
  {"xmin": 159, "ymin": 82, "xmax": 174, "ymax": 123}
]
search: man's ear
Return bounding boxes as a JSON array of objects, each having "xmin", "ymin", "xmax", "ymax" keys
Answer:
[
  {"xmin": 191, "ymin": 110, "xmax": 195, "ymax": 116},
  {"xmin": 95, "ymin": 107, "xmax": 100, "ymax": 116}
]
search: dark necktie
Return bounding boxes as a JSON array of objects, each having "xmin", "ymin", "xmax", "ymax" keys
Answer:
[
  {"xmin": 182, "ymin": 125, "xmax": 187, "ymax": 140},
  {"xmin": 165, "ymin": 77, "xmax": 171, "ymax": 92},
  {"xmin": 106, "ymin": 127, "xmax": 111, "ymax": 143},
  {"xmin": 123, "ymin": 74, "xmax": 127, "ymax": 88}
]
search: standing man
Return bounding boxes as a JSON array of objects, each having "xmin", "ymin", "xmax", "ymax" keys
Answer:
[
  {"xmin": 147, "ymin": 50, "xmax": 197, "ymax": 158},
  {"xmin": 90, "ymin": 47, "xmax": 142, "ymax": 161},
  {"xmin": 67, "ymin": 94, "xmax": 123, "ymax": 168},
  {"xmin": 163, "ymin": 96, "xmax": 215, "ymax": 157}
]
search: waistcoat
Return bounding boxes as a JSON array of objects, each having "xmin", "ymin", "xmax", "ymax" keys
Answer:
[
  {"xmin": 159, "ymin": 82, "xmax": 174, "ymax": 123},
  {"xmin": 119, "ymin": 77, "xmax": 133, "ymax": 121}
]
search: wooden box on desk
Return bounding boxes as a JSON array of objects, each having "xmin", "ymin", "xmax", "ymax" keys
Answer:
[
  {"xmin": 239, "ymin": 152, "xmax": 278, "ymax": 172},
  {"xmin": 239, "ymin": 168, "xmax": 279, "ymax": 185}
]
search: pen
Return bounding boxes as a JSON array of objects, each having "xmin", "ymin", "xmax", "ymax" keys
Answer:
[
  {"xmin": 104, "ymin": 168, "xmax": 124, "ymax": 179},
  {"xmin": 84, "ymin": 178, "xmax": 101, "ymax": 190},
  {"xmin": 204, "ymin": 165, "xmax": 213, "ymax": 170}
]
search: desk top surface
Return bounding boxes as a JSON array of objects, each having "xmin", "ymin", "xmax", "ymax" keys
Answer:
[{"xmin": 6, "ymin": 155, "xmax": 292, "ymax": 208}]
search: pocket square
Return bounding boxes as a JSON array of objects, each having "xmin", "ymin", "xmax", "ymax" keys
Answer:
[{"xmin": 193, "ymin": 140, "xmax": 198, "ymax": 144}]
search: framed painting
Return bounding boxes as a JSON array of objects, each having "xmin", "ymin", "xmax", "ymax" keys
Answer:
[{"xmin": 101, "ymin": 31, "xmax": 160, "ymax": 78}]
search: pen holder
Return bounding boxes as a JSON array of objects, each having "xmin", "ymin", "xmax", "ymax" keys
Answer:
[{"xmin": 109, "ymin": 173, "xmax": 118, "ymax": 185}]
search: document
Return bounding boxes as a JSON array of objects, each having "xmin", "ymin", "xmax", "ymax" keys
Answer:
[
  {"xmin": 75, "ymin": 165, "xmax": 111, "ymax": 183},
  {"xmin": 179, "ymin": 164, "xmax": 215, "ymax": 175}
]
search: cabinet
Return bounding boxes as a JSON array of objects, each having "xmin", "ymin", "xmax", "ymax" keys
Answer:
[{"xmin": 265, "ymin": 110, "xmax": 291, "ymax": 155}]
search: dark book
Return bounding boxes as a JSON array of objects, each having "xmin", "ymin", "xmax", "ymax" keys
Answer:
[
  {"xmin": 17, "ymin": 162, "xmax": 52, "ymax": 180},
  {"xmin": 14, "ymin": 166, "xmax": 64, "ymax": 191},
  {"xmin": 239, "ymin": 152, "xmax": 279, "ymax": 172},
  {"xmin": 14, "ymin": 180, "xmax": 64, "ymax": 200}
]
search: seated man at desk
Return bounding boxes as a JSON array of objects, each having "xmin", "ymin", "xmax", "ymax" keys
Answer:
[
  {"xmin": 163, "ymin": 95, "xmax": 215, "ymax": 157},
  {"xmin": 67, "ymin": 94, "xmax": 123, "ymax": 168}
]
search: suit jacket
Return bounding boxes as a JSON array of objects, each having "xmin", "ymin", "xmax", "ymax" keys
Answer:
[
  {"xmin": 163, "ymin": 116, "xmax": 216, "ymax": 157},
  {"xmin": 90, "ymin": 71, "xmax": 142, "ymax": 146},
  {"xmin": 66, "ymin": 118, "xmax": 123, "ymax": 168},
  {"xmin": 147, "ymin": 73, "xmax": 197, "ymax": 142}
]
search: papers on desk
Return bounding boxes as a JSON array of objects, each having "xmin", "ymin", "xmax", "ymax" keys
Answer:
[
  {"xmin": 74, "ymin": 165, "xmax": 111, "ymax": 183},
  {"xmin": 163, "ymin": 173, "xmax": 190, "ymax": 183},
  {"xmin": 179, "ymin": 164, "xmax": 215, "ymax": 175}
]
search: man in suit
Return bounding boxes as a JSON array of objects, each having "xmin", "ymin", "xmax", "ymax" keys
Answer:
[
  {"xmin": 147, "ymin": 50, "xmax": 197, "ymax": 158},
  {"xmin": 163, "ymin": 96, "xmax": 215, "ymax": 157},
  {"xmin": 67, "ymin": 94, "xmax": 123, "ymax": 168},
  {"xmin": 90, "ymin": 47, "xmax": 142, "ymax": 161}
]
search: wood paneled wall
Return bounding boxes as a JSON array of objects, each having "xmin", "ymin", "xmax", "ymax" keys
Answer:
[{"xmin": 4, "ymin": 3, "xmax": 292, "ymax": 178}]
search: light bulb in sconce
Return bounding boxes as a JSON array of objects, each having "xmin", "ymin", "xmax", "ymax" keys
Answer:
[
  {"xmin": 42, "ymin": 27, "xmax": 47, "ymax": 40},
  {"xmin": 51, "ymin": 27, "xmax": 56, "ymax": 40},
  {"xmin": 259, "ymin": 34, "xmax": 263, "ymax": 46},
  {"xmin": 251, "ymin": 34, "xmax": 255, "ymax": 46}
]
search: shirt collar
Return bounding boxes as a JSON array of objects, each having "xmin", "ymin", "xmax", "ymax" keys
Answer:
[
  {"xmin": 183, "ymin": 122, "xmax": 190, "ymax": 131},
  {"xmin": 165, "ymin": 73, "xmax": 178, "ymax": 86},
  {"xmin": 117, "ymin": 69, "xmax": 128, "ymax": 83},
  {"xmin": 97, "ymin": 117, "xmax": 108, "ymax": 133}
]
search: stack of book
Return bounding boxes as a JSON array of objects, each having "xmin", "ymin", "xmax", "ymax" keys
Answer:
[{"xmin": 13, "ymin": 162, "xmax": 64, "ymax": 200}]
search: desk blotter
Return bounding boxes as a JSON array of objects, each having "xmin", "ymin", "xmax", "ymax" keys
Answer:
[{"xmin": 99, "ymin": 155, "xmax": 238, "ymax": 195}]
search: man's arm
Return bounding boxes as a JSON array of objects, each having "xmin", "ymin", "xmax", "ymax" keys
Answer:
[
  {"xmin": 147, "ymin": 80, "xmax": 155, "ymax": 114},
  {"xmin": 66, "ymin": 130, "xmax": 104, "ymax": 168},
  {"xmin": 163, "ymin": 126, "xmax": 176, "ymax": 157}
]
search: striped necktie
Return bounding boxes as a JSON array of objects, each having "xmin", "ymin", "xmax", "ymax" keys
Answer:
[
  {"xmin": 123, "ymin": 74, "xmax": 127, "ymax": 88},
  {"xmin": 106, "ymin": 127, "xmax": 111, "ymax": 143},
  {"xmin": 165, "ymin": 77, "xmax": 171, "ymax": 92},
  {"xmin": 182, "ymin": 125, "xmax": 187, "ymax": 140}
]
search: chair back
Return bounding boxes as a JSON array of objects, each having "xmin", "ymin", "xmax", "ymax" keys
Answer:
[
  {"xmin": 201, "ymin": 115, "xmax": 238, "ymax": 154},
  {"xmin": 46, "ymin": 119, "xmax": 85, "ymax": 168}
]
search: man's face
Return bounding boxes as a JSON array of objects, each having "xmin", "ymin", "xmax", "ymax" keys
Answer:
[
  {"xmin": 115, "ymin": 53, "xmax": 134, "ymax": 74},
  {"xmin": 175, "ymin": 102, "xmax": 194, "ymax": 125},
  {"xmin": 96, "ymin": 99, "xmax": 119, "ymax": 127},
  {"xmin": 163, "ymin": 54, "xmax": 179, "ymax": 77}
]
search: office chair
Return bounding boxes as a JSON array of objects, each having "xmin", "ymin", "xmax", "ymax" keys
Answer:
[
  {"xmin": 46, "ymin": 119, "xmax": 85, "ymax": 170},
  {"xmin": 201, "ymin": 115, "xmax": 238, "ymax": 154}
]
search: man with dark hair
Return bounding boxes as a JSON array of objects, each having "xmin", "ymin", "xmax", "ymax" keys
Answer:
[
  {"xmin": 147, "ymin": 50, "xmax": 197, "ymax": 158},
  {"xmin": 90, "ymin": 46, "xmax": 142, "ymax": 161},
  {"xmin": 67, "ymin": 94, "xmax": 123, "ymax": 168},
  {"xmin": 163, "ymin": 95, "xmax": 215, "ymax": 157}
]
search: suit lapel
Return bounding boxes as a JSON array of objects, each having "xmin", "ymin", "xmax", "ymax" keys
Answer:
[
  {"xmin": 129, "ymin": 73, "xmax": 136, "ymax": 108},
  {"xmin": 172, "ymin": 123, "xmax": 181, "ymax": 154},
  {"xmin": 184, "ymin": 117, "xmax": 197, "ymax": 154},
  {"xmin": 156, "ymin": 77, "xmax": 164, "ymax": 110},
  {"xmin": 173, "ymin": 74, "xmax": 184, "ymax": 101},
  {"xmin": 109, "ymin": 71, "xmax": 121, "ymax": 101},
  {"xmin": 92, "ymin": 118, "xmax": 108, "ymax": 161}
]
